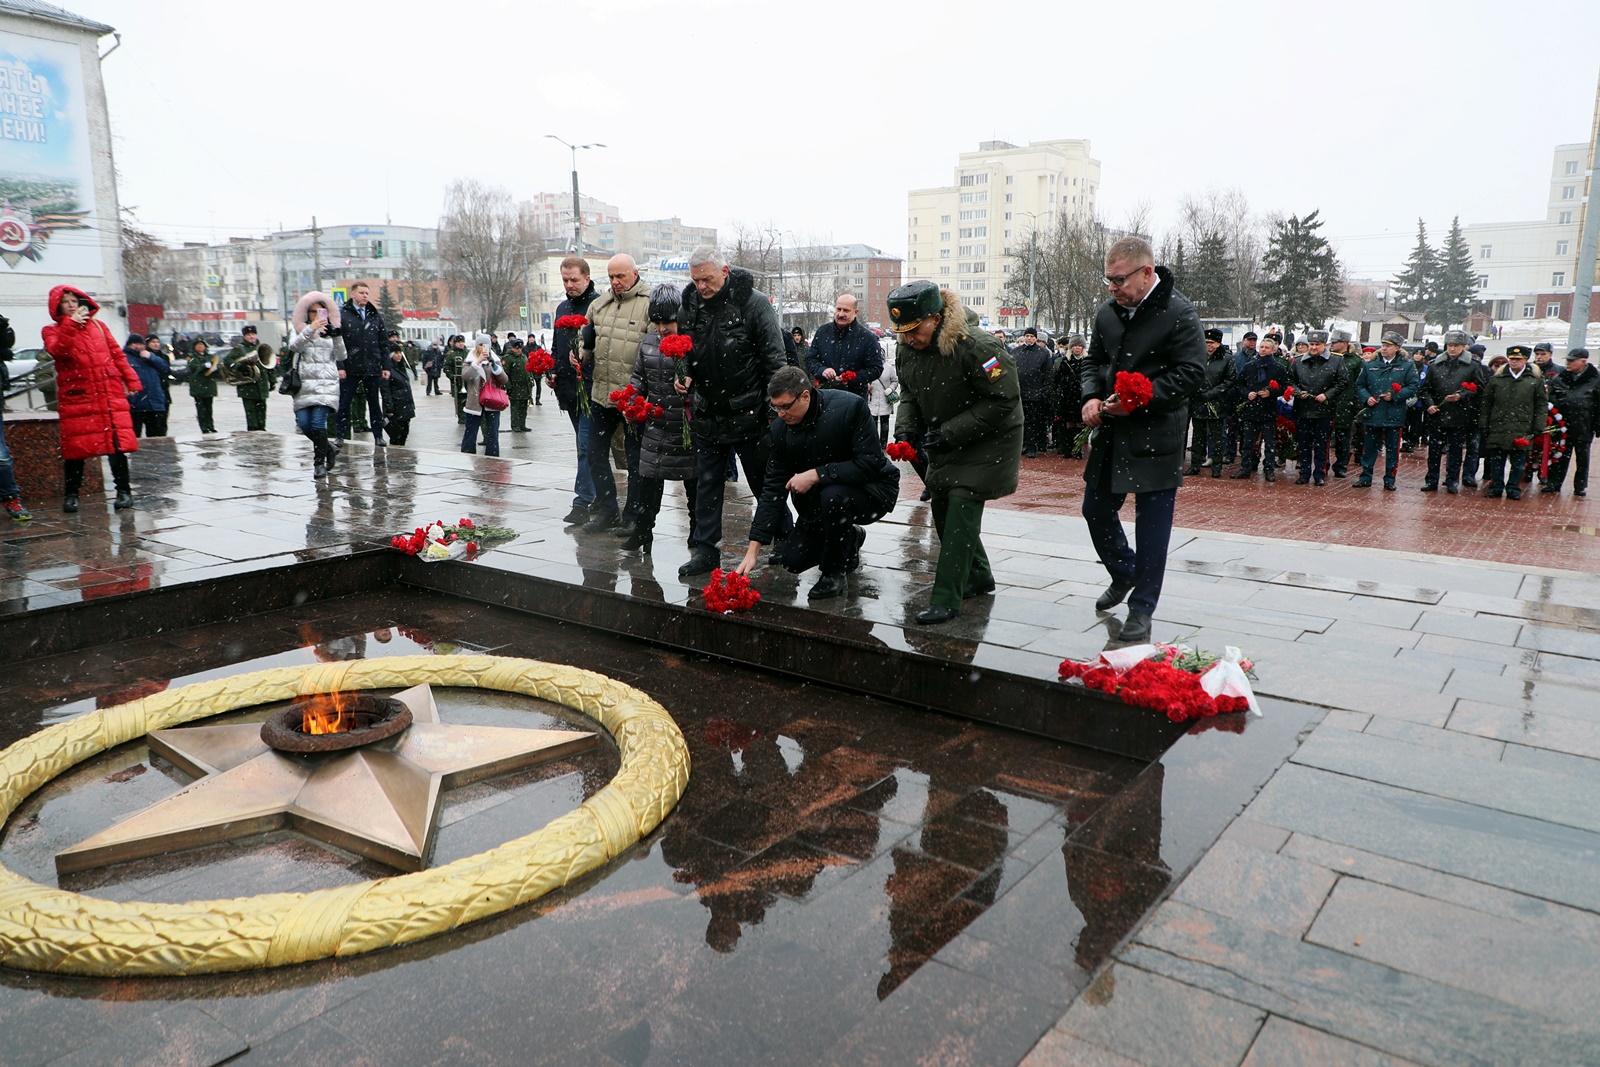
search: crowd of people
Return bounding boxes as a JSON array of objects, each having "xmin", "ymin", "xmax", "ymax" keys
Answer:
[{"xmin": 4, "ymin": 238, "xmax": 1595, "ymax": 638}]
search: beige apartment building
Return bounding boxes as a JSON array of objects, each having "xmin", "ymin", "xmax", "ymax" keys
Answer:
[
  {"xmin": 906, "ymin": 139, "xmax": 1101, "ymax": 330},
  {"xmin": 596, "ymin": 218, "xmax": 717, "ymax": 263},
  {"xmin": 1466, "ymin": 143, "xmax": 1593, "ymax": 324}
]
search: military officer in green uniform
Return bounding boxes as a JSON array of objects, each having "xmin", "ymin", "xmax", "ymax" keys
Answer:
[
  {"xmin": 504, "ymin": 336, "xmax": 533, "ymax": 431},
  {"xmin": 443, "ymin": 334, "xmax": 468, "ymax": 424},
  {"xmin": 222, "ymin": 325, "xmax": 277, "ymax": 431},
  {"xmin": 888, "ymin": 280, "xmax": 1023, "ymax": 625},
  {"xmin": 186, "ymin": 337, "xmax": 220, "ymax": 433}
]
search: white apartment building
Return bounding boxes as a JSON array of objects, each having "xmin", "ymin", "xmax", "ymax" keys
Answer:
[
  {"xmin": 595, "ymin": 218, "xmax": 717, "ymax": 262},
  {"xmin": 1467, "ymin": 143, "xmax": 1592, "ymax": 322},
  {"xmin": 521, "ymin": 192, "xmax": 621, "ymax": 251},
  {"xmin": 906, "ymin": 139, "xmax": 1101, "ymax": 329}
]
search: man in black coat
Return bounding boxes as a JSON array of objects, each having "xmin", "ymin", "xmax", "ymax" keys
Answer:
[
  {"xmin": 1546, "ymin": 348, "xmax": 1599, "ymax": 496},
  {"xmin": 734, "ymin": 366, "xmax": 899, "ymax": 599},
  {"xmin": 335, "ymin": 282, "xmax": 391, "ymax": 446},
  {"xmin": 1286, "ymin": 329, "xmax": 1349, "ymax": 486},
  {"xmin": 1418, "ymin": 329, "xmax": 1487, "ymax": 494},
  {"xmin": 552, "ymin": 257, "xmax": 600, "ymax": 524},
  {"xmin": 1232, "ymin": 336, "xmax": 1288, "ymax": 481},
  {"xmin": 807, "ymin": 294, "xmax": 884, "ymax": 400},
  {"xmin": 1187, "ymin": 329, "xmax": 1235, "ymax": 477},
  {"xmin": 1078, "ymin": 237, "xmax": 1205, "ymax": 643},
  {"xmin": 677, "ymin": 246, "xmax": 790, "ymax": 578},
  {"xmin": 1011, "ymin": 327, "xmax": 1054, "ymax": 457}
]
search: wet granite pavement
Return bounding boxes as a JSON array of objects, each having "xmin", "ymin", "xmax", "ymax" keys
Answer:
[{"xmin": 3, "ymin": 393, "xmax": 1600, "ymax": 1065}]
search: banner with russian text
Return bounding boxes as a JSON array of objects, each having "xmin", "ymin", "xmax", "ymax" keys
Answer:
[{"xmin": 0, "ymin": 31, "xmax": 97, "ymax": 274}]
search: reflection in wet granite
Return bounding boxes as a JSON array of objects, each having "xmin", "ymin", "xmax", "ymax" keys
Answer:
[{"xmin": 2, "ymin": 588, "xmax": 1308, "ymax": 1064}]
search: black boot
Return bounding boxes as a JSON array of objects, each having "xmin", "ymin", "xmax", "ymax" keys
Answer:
[
  {"xmin": 620, "ymin": 529, "xmax": 653, "ymax": 553},
  {"xmin": 307, "ymin": 429, "xmax": 332, "ymax": 479},
  {"xmin": 113, "ymin": 489, "xmax": 134, "ymax": 510}
]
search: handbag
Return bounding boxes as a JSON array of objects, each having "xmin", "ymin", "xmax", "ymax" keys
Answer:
[
  {"xmin": 277, "ymin": 357, "xmax": 302, "ymax": 396},
  {"xmin": 478, "ymin": 378, "xmax": 509, "ymax": 411}
]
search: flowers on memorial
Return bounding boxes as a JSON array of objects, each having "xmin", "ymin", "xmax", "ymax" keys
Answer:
[
  {"xmin": 1112, "ymin": 370, "xmax": 1154, "ymax": 412},
  {"xmin": 525, "ymin": 348, "xmax": 554, "ymax": 376},
  {"xmin": 886, "ymin": 441, "xmax": 920, "ymax": 463},
  {"xmin": 701, "ymin": 569, "xmax": 761, "ymax": 613},
  {"xmin": 389, "ymin": 517, "xmax": 514, "ymax": 561},
  {"xmin": 1058, "ymin": 639, "xmax": 1260, "ymax": 723}
]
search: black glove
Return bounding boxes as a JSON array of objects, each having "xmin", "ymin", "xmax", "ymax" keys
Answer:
[
  {"xmin": 893, "ymin": 432, "xmax": 917, "ymax": 444},
  {"xmin": 921, "ymin": 427, "xmax": 951, "ymax": 454}
]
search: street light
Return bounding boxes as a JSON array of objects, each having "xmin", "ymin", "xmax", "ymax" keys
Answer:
[
  {"xmin": 544, "ymin": 135, "xmax": 605, "ymax": 253},
  {"xmin": 763, "ymin": 227, "xmax": 795, "ymax": 329},
  {"xmin": 1018, "ymin": 210, "xmax": 1049, "ymax": 329}
]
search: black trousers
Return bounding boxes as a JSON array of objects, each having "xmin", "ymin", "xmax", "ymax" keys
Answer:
[
  {"xmin": 634, "ymin": 476, "xmax": 697, "ymax": 536},
  {"xmin": 1484, "ymin": 447, "xmax": 1528, "ymax": 491},
  {"xmin": 131, "ymin": 411, "xmax": 168, "ymax": 437},
  {"xmin": 1021, "ymin": 396, "xmax": 1050, "ymax": 453},
  {"xmin": 1547, "ymin": 439, "xmax": 1591, "ymax": 493},
  {"xmin": 1081, "ymin": 482, "xmax": 1176, "ymax": 618},
  {"xmin": 64, "ymin": 452, "xmax": 130, "ymax": 494},
  {"xmin": 1189, "ymin": 418, "xmax": 1225, "ymax": 470},
  {"xmin": 1295, "ymin": 417, "xmax": 1332, "ymax": 480},
  {"xmin": 337, "ymin": 376, "xmax": 385, "ymax": 441},
  {"xmin": 193, "ymin": 397, "xmax": 215, "ymax": 433},
  {"xmin": 782, "ymin": 483, "xmax": 883, "ymax": 576},
  {"xmin": 1238, "ymin": 418, "xmax": 1276, "ymax": 473},
  {"xmin": 1425, "ymin": 425, "xmax": 1471, "ymax": 486}
]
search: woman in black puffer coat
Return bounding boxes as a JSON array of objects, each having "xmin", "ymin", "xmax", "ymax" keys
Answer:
[{"xmin": 623, "ymin": 285, "xmax": 698, "ymax": 554}]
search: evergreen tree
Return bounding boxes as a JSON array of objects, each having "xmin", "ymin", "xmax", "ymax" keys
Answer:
[
  {"xmin": 1392, "ymin": 218, "xmax": 1436, "ymax": 317},
  {"xmin": 1257, "ymin": 210, "xmax": 1343, "ymax": 329},
  {"xmin": 1430, "ymin": 216, "xmax": 1477, "ymax": 328},
  {"xmin": 1184, "ymin": 232, "xmax": 1235, "ymax": 315},
  {"xmin": 1171, "ymin": 238, "xmax": 1187, "ymax": 293},
  {"xmin": 377, "ymin": 281, "xmax": 404, "ymax": 333}
]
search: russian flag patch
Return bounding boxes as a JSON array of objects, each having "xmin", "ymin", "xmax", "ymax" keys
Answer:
[{"xmin": 982, "ymin": 356, "xmax": 1003, "ymax": 380}]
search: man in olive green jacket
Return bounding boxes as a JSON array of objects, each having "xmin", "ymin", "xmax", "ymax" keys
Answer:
[
  {"xmin": 890, "ymin": 281, "xmax": 1023, "ymax": 624},
  {"xmin": 186, "ymin": 339, "xmax": 220, "ymax": 433},
  {"xmin": 578, "ymin": 256, "xmax": 653, "ymax": 534},
  {"xmin": 223, "ymin": 325, "xmax": 275, "ymax": 431}
]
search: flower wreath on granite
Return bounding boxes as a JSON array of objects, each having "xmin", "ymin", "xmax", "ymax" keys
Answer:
[
  {"xmin": 0, "ymin": 655, "xmax": 689, "ymax": 976},
  {"xmin": 389, "ymin": 517, "xmax": 516, "ymax": 561},
  {"xmin": 1058, "ymin": 641, "xmax": 1260, "ymax": 723}
]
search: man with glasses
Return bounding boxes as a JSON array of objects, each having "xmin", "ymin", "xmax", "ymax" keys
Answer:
[
  {"xmin": 733, "ymin": 366, "xmax": 899, "ymax": 600},
  {"xmin": 1078, "ymin": 237, "xmax": 1205, "ymax": 644}
]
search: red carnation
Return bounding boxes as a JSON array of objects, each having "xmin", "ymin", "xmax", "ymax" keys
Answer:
[
  {"xmin": 1283, "ymin": 386, "xmax": 1295, "ymax": 399},
  {"xmin": 702, "ymin": 568, "xmax": 761, "ymax": 613},
  {"xmin": 886, "ymin": 441, "xmax": 920, "ymax": 462},
  {"xmin": 659, "ymin": 334, "xmax": 693, "ymax": 359},
  {"xmin": 1391, "ymin": 382, "xmax": 1403, "ymax": 392},
  {"xmin": 525, "ymin": 349, "xmax": 554, "ymax": 375},
  {"xmin": 1268, "ymin": 380, "xmax": 1280, "ymax": 390},
  {"xmin": 1513, "ymin": 437, "xmax": 1531, "ymax": 448},
  {"xmin": 466, "ymin": 541, "xmax": 479, "ymax": 553},
  {"xmin": 841, "ymin": 370, "xmax": 857, "ymax": 383},
  {"xmin": 652, "ymin": 404, "xmax": 665, "ymax": 419},
  {"xmin": 1112, "ymin": 371, "xmax": 1155, "ymax": 412},
  {"xmin": 457, "ymin": 517, "xmax": 475, "ymax": 529},
  {"xmin": 553, "ymin": 314, "xmax": 589, "ymax": 330},
  {"xmin": 1462, "ymin": 381, "xmax": 1478, "ymax": 392}
]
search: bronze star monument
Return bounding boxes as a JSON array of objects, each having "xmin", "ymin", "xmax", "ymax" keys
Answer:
[{"xmin": 56, "ymin": 683, "xmax": 598, "ymax": 874}]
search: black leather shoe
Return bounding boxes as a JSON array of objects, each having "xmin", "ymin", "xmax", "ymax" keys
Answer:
[
  {"xmin": 1540, "ymin": 485, "xmax": 1561, "ymax": 494},
  {"xmin": 809, "ymin": 572, "xmax": 847, "ymax": 600},
  {"xmin": 1264, "ymin": 471, "xmax": 1276, "ymax": 483},
  {"xmin": 1445, "ymin": 483, "xmax": 1459, "ymax": 494},
  {"xmin": 563, "ymin": 505, "xmax": 590, "ymax": 524},
  {"xmin": 915, "ymin": 604, "xmax": 959, "ymax": 625},
  {"xmin": 1462, "ymin": 478, "xmax": 1478, "ymax": 488},
  {"xmin": 1295, "ymin": 476, "xmax": 1310, "ymax": 485},
  {"xmin": 1484, "ymin": 487, "xmax": 1503, "ymax": 498},
  {"xmin": 1576, "ymin": 489, "xmax": 1587, "ymax": 497},
  {"xmin": 1332, "ymin": 469, "xmax": 1348, "ymax": 478},
  {"xmin": 1230, "ymin": 469, "xmax": 1252, "ymax": 479},
  {"xmin": 620, "ymin": 531, "xmax": 652, "ymax": 553},
  {"xmin": 1185, "ymin": 466, "xmax": 1202, "ymax": 476},
  {"xmin": 1096, "ymin": 580, "xmax": 1134, "ymax": 611},
  {"xmin": 113, "ymin": 490, "xmax": 134, "ymax": 510},
  {"xmin": 1383, "ymin": 480, "xmax": 1396, "ymax": 491},
  {"xmin": 679, "ymin": 554, "xmax": 717, "ymax": 578},
  {"xmin": 1211, "ymin": 469, "xmax": 1222, "ymax": 478},
  {"xmin": 62, "ymin": 494, "xmax": 78, "ymax": 513},
  {"xmin": 610, "ymin": 521, "xmax": 640, "ymax": 538},
  {"xmin": 919, "ymin": 488, "xmax": 932, "ymax": 502},
  {"xmin": 1420, "ymin": 483, "xmax": 1438, "ymax": 492},
  {"xmin": 583, "ymin": 512, "xmax": 620, "ymax": 533},
  {"xmin": 1119, "ymin": 611, "xmax": 1153, "ymax": 643},
  {"xmin": 963, "ymin": 575, "xmax": 996, "ymax": 598},
  {"xmin": 1354, "ymin": 477, "xmax": 1372, "ymax": 487},
  {"xmin": 1506, "ymin": 488, "xmax": 1522, "ymax": 500}
]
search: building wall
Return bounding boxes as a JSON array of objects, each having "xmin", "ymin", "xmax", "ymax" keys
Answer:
[
  {"xmin": 905, "ymin": 139, "xmax": 1101, "ymax": 329},
  {"xmin": 595, "ymin": 218, "xmax": 717, "ymax": 262},
  {"xmin": 520, "ymin": 192, "xmax": 621, "ymax": 249},
  {"xmin": 0, "ymin": 8, "xmax": 125, "ymax": 348},
  {"xmin": 1466, "ymin": 143, "xmax": 1594, "ymax": 321}
]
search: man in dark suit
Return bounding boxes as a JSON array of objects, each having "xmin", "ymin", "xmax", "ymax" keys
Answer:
[{"xmin": 1078, "ymin": 237, "xmax": 1205, "ymax": 643}]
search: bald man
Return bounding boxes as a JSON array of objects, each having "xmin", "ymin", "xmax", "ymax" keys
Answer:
[
  {"xmin": 577, "ymin": 254, "xmax": 654, "ymax": 534},
  {"xmin": 806, "ymin": 292, "xmax": 883, "ymax": 401}
]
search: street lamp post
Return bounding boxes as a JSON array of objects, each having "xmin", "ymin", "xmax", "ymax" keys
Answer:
[
  {"xmin": 1018, "ymin": 210, "xmax": 1047, "ymax": 330},
  {"xmin": 544, "ymin": 135, "xmax": 605, "ymax": 253}
]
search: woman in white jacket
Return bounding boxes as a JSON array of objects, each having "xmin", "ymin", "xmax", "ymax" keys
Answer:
[
  {"xmin": 867, "ymin": 347, "xmax": 900, "ymax": 447},
  {"xmin": 287, "ymin": 292, "xmax": 346, "ymax": 478},
  {"xmin": 460, "ymin": 332, "xmax": 509, "ymax": 456}
]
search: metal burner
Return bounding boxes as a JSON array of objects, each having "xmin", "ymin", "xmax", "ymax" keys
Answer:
[{"xmin": 260, "ymin": 693, "xmax": 412, "ymax": 752}]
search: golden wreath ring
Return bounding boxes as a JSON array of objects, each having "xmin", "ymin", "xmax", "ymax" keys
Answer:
[{"xmin": 0, "ymin": 654, "xmax": 689, "ymax": 976}]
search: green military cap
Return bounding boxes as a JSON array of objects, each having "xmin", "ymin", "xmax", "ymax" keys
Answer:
[
  {"xmin": 1505, "ymin": 344, "xmax": 1532, "ymax": 358},
  {"xmin": 887, "ymin": 280, "xmax": 943, "ymax": 333}
]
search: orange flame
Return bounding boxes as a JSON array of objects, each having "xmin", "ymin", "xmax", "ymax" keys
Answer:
[{"xmin": 302, "ymin": 691, "xmax": 356, "ymax": 735}]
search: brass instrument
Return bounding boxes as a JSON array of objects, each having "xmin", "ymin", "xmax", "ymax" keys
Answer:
[{"xmin": 219, "ymin": 343, "xmax": 278, "ymax": 385}]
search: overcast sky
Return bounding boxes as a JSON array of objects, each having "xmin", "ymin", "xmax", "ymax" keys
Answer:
[{"xmin": 78, "ymin": 0, "xmax": 1600, "ymax": 279}]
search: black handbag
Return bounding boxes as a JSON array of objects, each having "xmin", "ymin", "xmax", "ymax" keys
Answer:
[{"xmin": 277, "ymin": 357, "xmax": 302, "ymax": 396}]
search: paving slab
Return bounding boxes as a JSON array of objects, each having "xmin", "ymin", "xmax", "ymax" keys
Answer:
[{"xmin": 1053, "ymin": 961, "xmax": 1264, "ymax": 1067}]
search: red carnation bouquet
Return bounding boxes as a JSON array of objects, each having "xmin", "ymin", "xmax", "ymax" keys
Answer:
[
  {"xmin": 555, "ymin": 315, "xmax": 591, "ymax": 415},
  {"xmin": 1111, "ymin": 370, "xmax": 1154, "ymax": 412},
  {"xmin": 607, "ymin": 384, "xmax": 653, "ymax": 426},
  {"xmin": 658, "ymin": 333, "xmax": 694, "ymax": 447},
  {"xmin": 886, "ymin": 441, "xmax": 920, "ymax": 463},
  {"xmin": 841, "ymin": 370, "xmax": 858, "ymax": 384},
  {"xmin": 1513, "ymin": 437, "xmax": 1531, "ymax": 448},
  {"xmin": 1058, "ymin": 639, "xmax": 1260, "ymax": 723},
  {"xmin": 702, "ymin": 569, "xmax": 761, "ymax": 613},
  {"xmin": 525, "ymin": 348, "xmax": 554, "ymax": 376},
  {"xmin": 388, "ymin": 516, "xmax": 513, "ymax": 561},
  {"xmin": 1461, "ymin": 381, "xmax": 1478, "ymax": 393}
]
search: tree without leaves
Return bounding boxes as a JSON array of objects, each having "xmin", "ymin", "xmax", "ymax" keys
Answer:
[
  {"xmin": 1392, "ymin": 218, "xmax": 1436, "ymax": 317},
  {"xmin": 1430, "ymin": 216, "xmax": 1477, "ymax": 328},
  {"xmin": 438, "ymin": 179, "xmax": 539, "ymax": 331},
  {"xmin": 1003, "ymin": 212, "xmax": 1119, "ymax": 336},
  {"xmin": 120, "ymin": 206, "xmax": 181, "ymax": 307},
  {"xmin": 1256, "ymin": 210, "xmax": 1344, "ymax": 330}
]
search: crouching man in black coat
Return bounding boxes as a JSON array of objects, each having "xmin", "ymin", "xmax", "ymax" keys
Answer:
[{"xmin": 735, "ymin": 365, "xmax": 899, "ymax": 599}]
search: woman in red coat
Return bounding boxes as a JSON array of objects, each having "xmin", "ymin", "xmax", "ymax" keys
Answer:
[{"xmin": 41, "ymin": 284, "xmax": 141, "ymax": 512}]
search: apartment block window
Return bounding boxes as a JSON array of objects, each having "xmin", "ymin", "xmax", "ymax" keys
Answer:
[
  {"xmin": 962, "ymin": 295, "xmax": 986, "ymax": 307},
  {"xmin": 960, "ymin": 175, "xmax": 975, "ymax": 186},
  {"xmin": 910, "ymin": 251, "xmax": 917, "ymax": 260},
  {"xmin": 854, "ymin": 263, "xmax": 863, "ymax": 272},
  {"xmin": 1562, "ymin": 186, "xmax": 1576, "ymax": 200},
  {"xmin": 910, "ymin": 233, "xmax": 917, "ymax": 242},
  {"xmin": 1560, "ymin": 211, "xmax": 1575, "ymax": 224},
  {"xmin": 1480, "ymin": 245, "xmax": 1491, "ymax": 259},
  {"xmin": 973, "ymin": 226, "xmax": 987, "ymax": 237},
  {"xmin": 1477, "ymin": 275, "xmax": 1489, "ymax": 289},
  {"xmin": 959, "ymin": 227, "xmax": 975, "ymax": 238},
  {"xmin": 940, "ymin": 214, "xmax": 951, "ymax": 224},
  {"xmin": 959, "ymin": 244, "xmax": 973, "ymax": 256},
  {"xmin": 1005, "ymin": 175, "xmax": 1014, "ymax": 185},
  {"xmin": 1557, "ymin": 240, "xmax": 1569, "ymax": 256},
  {"xmin": 1005, "ymin": 193, "xmax": 1014, "ymax": 203},
  {"xmin": 939, "ymin": 266, "xmax": 951, "ymax": 275},
  {"xmin": 1554, "ymin": 271, "xmax": 1567, "ymax": 286},
  {"xmin": 975, "ymin": 192, "xmax": 988, "ymax": 203},
  {"xmin": 940, "ymin": 232, "xmax": 950, "ymax": 241},
  {"xmin": 1548, "ymin": 303, "xmax": 1562, "ymax": 318},
  {"xmin": 1523, "ymin": 303, "xmax": 1536, "ymax": 318},
  {"xmin": 940, "ymin": 248, "xmax": 951, "ymax": 258},
  {"xmin": 959, "ymin": 210, "xmax": 975, "ymax": 221},
  {"xmin": 959, "ymin": 192, "xmax": 974, "ymax": 203},
  {"xmin": 1566, "ymin": 160, "xmax": 1581, "ymax": 175}
]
